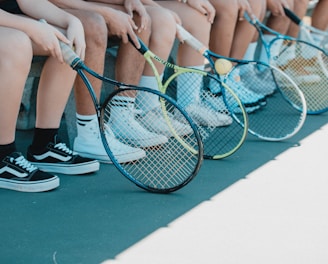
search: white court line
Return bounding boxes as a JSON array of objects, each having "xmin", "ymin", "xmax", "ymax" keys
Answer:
[{"xmin": 103, "ymin": 124, "xmax": 328, "ymax": 264}]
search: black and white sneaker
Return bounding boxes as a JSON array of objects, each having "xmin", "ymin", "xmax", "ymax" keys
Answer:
[
  {"xmin": 0, "ymin": 152, "xmax": 59, "ymax": 192},
  {"xmin": 27, "ymin": 136, "xmax": 100, "ymax": 175}
]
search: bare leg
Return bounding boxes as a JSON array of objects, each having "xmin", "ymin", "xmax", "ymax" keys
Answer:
[
  {"xmin": 156, "ymin": 1, "xmax": 210, "ymax": 67},
  {"xmin": 0, "ymin": 28, "xmax": 32, "ymax": 144},
  {"xmin": 67, "ymin": 9, "xmax": 108, "ymax": 115},
  {"xmin": 311, "ymin": 0, "xmax": 328, "ymax": 30},
  {"xmin": 209, "ymin": 0, "xmax": 239, "ymax": 57},
  {"xmin": 286, "ymin": 0, "xmax": 309, "ymax": 38}
]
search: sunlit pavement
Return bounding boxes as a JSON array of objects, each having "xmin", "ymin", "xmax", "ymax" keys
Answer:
[{"xmin": 104, "ymin": 121, "xmax": 328, "ymax": 264}]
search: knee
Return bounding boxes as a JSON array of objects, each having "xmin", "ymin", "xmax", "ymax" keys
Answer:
[
  {"xmin": 80, "ymin": 11, "xmax": 108, "ymax": 50},
  {"xmin": 149, "ymin": 8, "xmax": 177, "ymax": 43},
  {"xmin": 1, "ymin": 29, "xmax": 32, "ymax": 72},
  {"xmin": 211, "ymin": 0, "xmax": 238, "ymax": 21}
]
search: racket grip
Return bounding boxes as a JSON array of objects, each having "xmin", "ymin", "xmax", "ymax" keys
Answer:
[
  {"xmin": 58, "ymin": 41, "xmax": 81, "ymax": 67},
  {"xmin": 176, "ymin": 24, "xmax": 206, "ymax": 54},
  {"xmin": 283, "ymin": 8, "xmax": 301, "ymax": 25}
]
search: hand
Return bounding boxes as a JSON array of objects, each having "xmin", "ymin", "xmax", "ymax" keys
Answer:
[
  {"xmin": 266, "ymin": 0, "xmax": 290, "ymax": 16},
  {"xmin": 124, "ymin": 0, "xmax": 150, "ymax": 33},
  {"xmin": 65, "ymin": 17, "xmax": 86, "ymax": 60},
  {"xmin": 236, "ymin": 0, "xmax": 254, "ymax": 20},
  {"xmin": 102, "ymin": 7, "xmax": 141, "ymax": 48},
  {"xmin": 185, "ymin": 0, "xmax": 216, "ymax": 24},
  {"xmin": 30, "ymin": 20, "xmax": 69, "ymax": 63}
]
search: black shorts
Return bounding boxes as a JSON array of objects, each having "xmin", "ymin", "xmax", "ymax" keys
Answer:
[{"xmin": 0, "ymin": 0, "xmax": 23, "ymax": 14}]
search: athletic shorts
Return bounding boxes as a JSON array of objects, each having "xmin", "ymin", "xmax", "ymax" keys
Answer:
[{"xmin": 0, "ymin": 0, "xmax": 23, "ymax": 14}]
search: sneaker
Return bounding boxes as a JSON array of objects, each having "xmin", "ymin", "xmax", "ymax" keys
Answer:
[
  {"xmin": 0, "ymin": 152, "xmax": 59, "ymax": 192},
  {"xmin": 109, "ymin": 104, "xmax": 168, "ymax": 147},
  {"xmin": 137, "ymin": 108, "xmax": 193, "ymax": 138},
  {"xmin": 201, "ymin": 90, "xmax": 229, "ymax": 114},
  {"xmin": 27, "ymin": 136, "xmax": 99, "ymax": 175},
  {"xmin": 74, "ymin": 119, "xmax": 146, "ymax": 164},
  {"xmin": 240, "ymin": 67, "xmax": 277, "ymax": 97},
  {"xmin": 226, "ymin": 70, "xmax": 267, "ymax": 107},
  {"xmin": 176, "ymin": 102, "xmax": 233, "ymax": 127},
  {"xmin": 283, "ymin": 67, "xmax": 321, "ymax": 84}
]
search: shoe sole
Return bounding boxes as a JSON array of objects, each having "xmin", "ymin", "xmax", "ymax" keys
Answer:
[
  {"xmin": 0, "ymin": 176, "xmax": 59, "ymax": 192},
  {"xmin": 30, "ymin": 160, "xmax": 100, "ymax": 175}
]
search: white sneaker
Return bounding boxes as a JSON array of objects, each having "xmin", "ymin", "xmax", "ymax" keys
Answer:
[
  {"xmin": 109, "ymin": 104, "xmax": 168, "ymax": 147},
  {"xmin": 73, "ymin": 119, "xmax": 146, "ymax": 163},
  {"xmin": 201, "ymin": 90, "xmax": 229, "ymax": 113},
  {"xmin": 284, "ymin": 67, "xmax": 321, "ymax": 84},
  {"xmin": 227, "ymin": 70, "xmax": 267, "ymax": 107},
  {"xmin": 137, "ymin": 108, "xmax": 193, "ymax": 138},
  {"xmin": 177, "ymin": 102, "xmax": 233, "ymax": 127}
]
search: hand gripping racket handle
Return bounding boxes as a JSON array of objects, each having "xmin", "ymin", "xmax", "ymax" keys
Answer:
[
  {"xmin": 127, "ymin": 35, "xmax": 149, "ymax": 55},
  {"xmin": 58, "ymin": 41, "xmax": 82, "ymax": 67},
  {"xmin": 39, "ymin": 19, "xmax": 82, "ymax": 67},
  {"xmin": 176, "ymin": 24, "xmax": 207, "ymax": 55},
  {"xmin": 283, "ymin": 7, "xmax": 302, "ymax": 25}
]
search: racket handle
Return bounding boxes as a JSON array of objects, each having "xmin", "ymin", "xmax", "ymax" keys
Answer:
[
  {"xmin": 58, "ymin": 41, "xmax": 81, "ymax": 67},
  {"xmin": 128, "ymin": 35, "xmax": 148, "ymax": 55},
  {"xmin": 283, "ymin": 7, "xmax": 302, "ymax": 25},
  {"xmin": 176, "ymin": 24, "xmax": 206, "ymax": 55}
]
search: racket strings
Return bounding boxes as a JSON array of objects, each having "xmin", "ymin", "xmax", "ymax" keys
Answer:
[
  {"xmin": 164, "ymin": 71, "xmax": 248, "ymax": 159},
  {"xmin": 225, "ymin": 63, "xmax": 306, "ymax": 140},
  {"xmin": 271, "ymin": 39, "xmax": 328, "ymax": 113},
  {"xmin": 101, "ymin": 89, "xmax": 201, "ymax": 191}
]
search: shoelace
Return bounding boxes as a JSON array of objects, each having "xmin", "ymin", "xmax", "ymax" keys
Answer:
[
  {"xmin": 13, "ymin": 156, "xmax": 37, "ymax": 173},
  {"xmin": 54, "ymin": 142, "xmax": 74, "ymax": 155},
  {"xmin": 126, "ymin": 103, "xmax": 143, "ymax": 119}
]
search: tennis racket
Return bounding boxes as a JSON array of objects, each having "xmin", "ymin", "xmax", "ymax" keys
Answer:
[
  {"xmin": 283, "ymin": 7, "xmax": 328, "ymax": 50},
  {"xmin": 129, "ymin": 37, "xmax": 248, "ymax": 159},
  {"xmin": 177, "ymin": 24, "xmax": 307, "ymax": 141},
  {"xmin": 245, "ymin": 12, "xmax": 328, "ymax": 115},
  {"xmin": 57, "ymin": 40, "xmax": 203, "ymax": 193}
]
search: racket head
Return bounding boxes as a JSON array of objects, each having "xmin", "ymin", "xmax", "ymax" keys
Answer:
[
  {"xmin": 224, "ymin": 61, "xmax": 307, "ymax": 141},
  {"xmin": 269, "ymin": 37, "xmax": 328, "ymax": 114},
  {"xmin": 99, "ymin": 87, "xmax": 203, "ymax": 193},
  {"xmin": 163, "ymin": 68, "xmax": 248, "ymax": 159}
]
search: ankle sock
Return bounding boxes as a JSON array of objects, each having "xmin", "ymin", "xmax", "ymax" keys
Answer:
[
  {"xmin": 0, "ymin": 142, "xmax": 16, "ymax": 160},
  {"xmin": 30, "ymin": 128, "xmax": 58, "ymax": 152},
  {"xmin": 177, "ymin": 65, "xmax": 204, "ymax": 107}
]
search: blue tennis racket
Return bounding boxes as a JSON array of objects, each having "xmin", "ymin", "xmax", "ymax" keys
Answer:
[{"xmin": 177, "ymin": 24, "xmax": 307, "ymax": 141}]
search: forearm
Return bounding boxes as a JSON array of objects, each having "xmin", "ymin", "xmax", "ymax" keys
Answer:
[
  {"xmin": 51, "ymin": 0, "xmax": 119, "ymax": 18},
  {"xmin": 17, "ymin": 0, "xmax": 79, "ymax": 29}
]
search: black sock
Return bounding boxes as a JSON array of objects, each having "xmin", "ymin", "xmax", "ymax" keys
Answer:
[
  {"xmin": 30, "ymin": 128, "xmax": 58, "ymax": 153},
  {"xmin": 0, "ymin": 142, "xmax": 17, "ymax": 160}
]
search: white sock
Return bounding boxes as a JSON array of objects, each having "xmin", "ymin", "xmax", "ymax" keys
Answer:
[
  {"xmin": 243, "ymin": 42, "xmax": 257, "ymax": 60},
  {"xmin": 310, "ymin": 32, "xmax": 325, "ymax": 45},
  {"xmin": 76, "ymin": 113, "xmax": 97, "ymax": 126},
  {"xmin": 110, "ymin": 95, "xmax": 135, "ymax": 121},
  {"xmin": 177, "ymin": 65, "xmax": 204, "ymax": 108},
  {"xmin": 75, "ymin": 113, "xmax": 98, "ymax": 138},
  {"xmin": 136, "ymin": 75, "xmax": 162, "ymax": 113}
]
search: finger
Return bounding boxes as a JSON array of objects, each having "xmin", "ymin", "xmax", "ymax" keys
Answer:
[{"xmin": 128, "ymin": 32, "xmax": 141, "ymax": 49}]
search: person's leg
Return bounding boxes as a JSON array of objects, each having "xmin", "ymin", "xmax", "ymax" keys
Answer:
[
  {"xmin": 208, "ymin": 0, "xmax": 239, "ymax": 57},
  {"xmin": 26, "ymin": 19, "xmax": 100, "ymax": 175},
  {"xmin": 311, "ymin": 0, "xmax": 328, "ymax": 30},
  {"xmin": 0, "ymin": 27, "xmax": 59, "ymax": 192},
  {"xmin": 0, "ymin": 28, "xmax": 31, "ymax": 146},
  {"xmin": 230, "ymin": 0, "xmax": 266, "ymax": 59},
  {"xmin": 286, "ymin": 0, "xmax": 309, "ymax": 38}
]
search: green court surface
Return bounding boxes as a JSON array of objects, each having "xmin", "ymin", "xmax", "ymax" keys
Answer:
[{"xmin": 1, "ymin": 112, "xmax": 328, "ymax": 264}]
